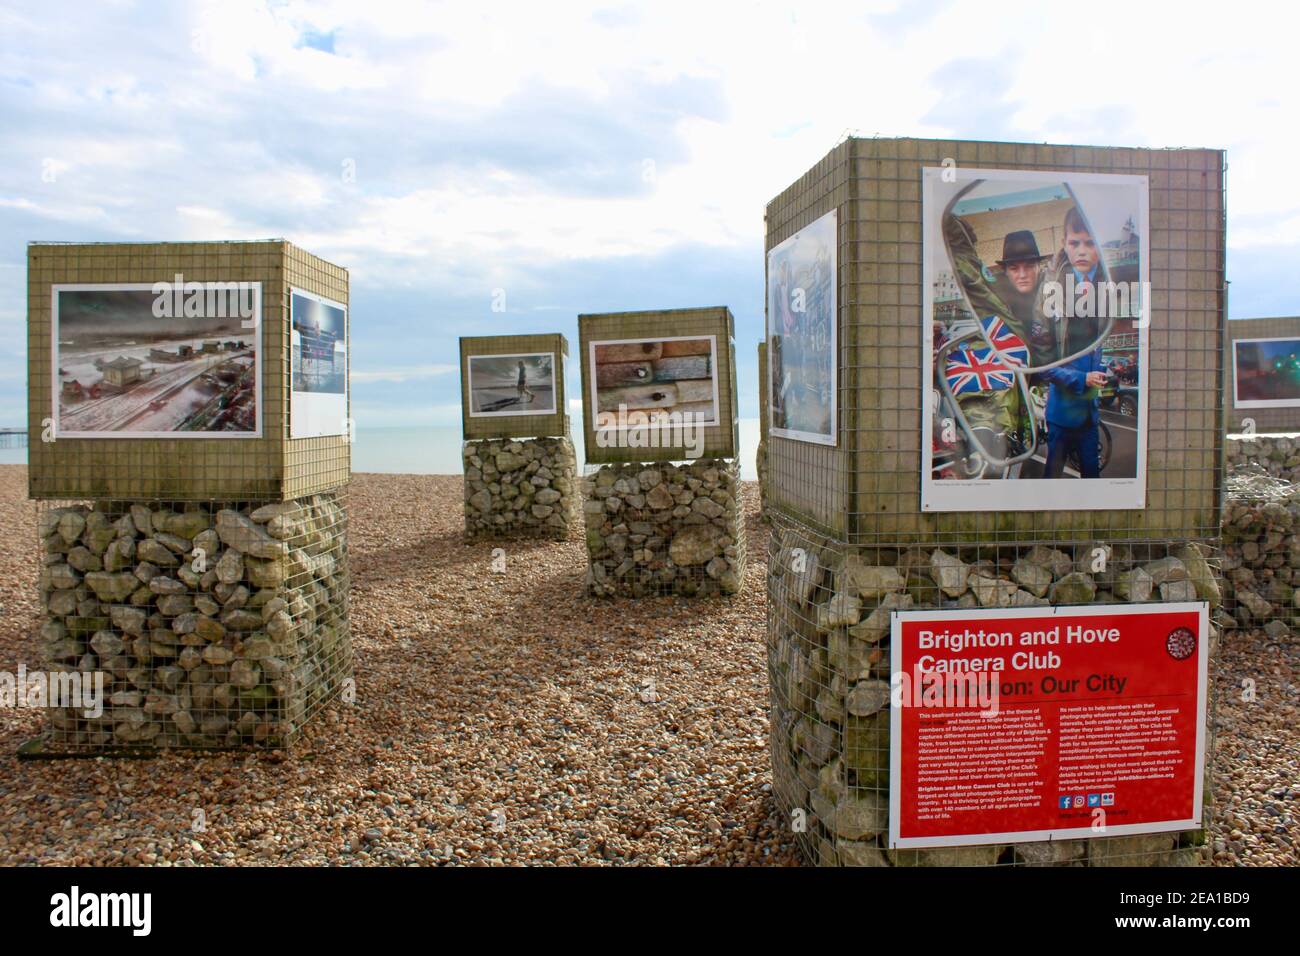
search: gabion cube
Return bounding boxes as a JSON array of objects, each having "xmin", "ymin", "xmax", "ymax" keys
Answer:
[
  {"xmin": 1222, "ymin": 434, "xmax": 1300, "ymax": 638},
  {"xmin": 583, "ymin": 458, "xmax": 745, "ymax": 597},
  {"xmin": 767, "ymin": 514, "xmax": 1221, "ymax": 866},
  {"xmin": 463, "ymin": 436, "xmax": 578, "ymax": 540},
  {"xmin": 37, "ymin": 491, "xmax": 352, "ymax": 750}
]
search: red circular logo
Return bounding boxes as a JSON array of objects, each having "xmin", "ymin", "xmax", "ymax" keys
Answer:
[{"xmin": 1166, "ymin": 627, "xmax": 1196, "ymax": 661}]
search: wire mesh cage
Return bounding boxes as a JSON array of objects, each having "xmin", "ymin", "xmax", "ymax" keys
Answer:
[
  {"xmin": 761, "ymin": 136, "xmax": 1228, "ymax": 865},
  {"xmin": 458, "ymin": 334, "xmax": 571, "ymax": 443},
  {"xmin": 35, "ymin": 489, "xmax": 352, "ymax": 751},
  {"xmin": 1224, "ymin": 317, "xmax": 1300, "ymax": 436},
  {"xmin": 582, "ymin": 458, "xmax": 746, "ymax": 597},
  {"xmin": 766, "ymin": 511, "xmax": 1220, "ymax": 866},
  {"xmin": 463, "ymin": 436, "xmax": 579, "ymax": 540},
  {"xmin": 27, "ymin": 240, "xmax": 351, "ymax": 503},
  {"xmin": 764, "ymin": 138, "xmax": 1226, "ymax": 545},
  {"xmin": 577, "ymin": 308, "xmax": 739, "ymax": 465},
  {"xmin": 1221, "ymin": 434, "xmax": 1300, "ymax": 637}
]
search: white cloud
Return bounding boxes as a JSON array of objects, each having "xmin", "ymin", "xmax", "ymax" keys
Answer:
[
  {"xmin": 1, "ymin": 0, "xmax": 1297, "ymax": 430},
  {"xmin": 1230, "ymin": 217, "xmax": 1300, "ymax": 250},
  {"xmin": 9, "ymin": 0, "xmax": 1296, "ymax": 282},
  {"xmin": 0, "ymin": 196, "xmax": 110, "ymax": 224}
]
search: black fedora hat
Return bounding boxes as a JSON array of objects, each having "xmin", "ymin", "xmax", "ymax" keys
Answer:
[{"xmin": 996, "ymin": 230, "xmax": 1044, "ymax": 266}]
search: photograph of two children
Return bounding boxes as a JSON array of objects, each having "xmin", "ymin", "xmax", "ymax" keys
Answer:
[{"xmin": 923, "ymin": 166, "xmax": 1150, "ymax": 513}]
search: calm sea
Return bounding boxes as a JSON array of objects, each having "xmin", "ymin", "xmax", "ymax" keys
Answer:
[{"xmin": 0, "ymin": 419, "xmax": 762, "ymax": 480}]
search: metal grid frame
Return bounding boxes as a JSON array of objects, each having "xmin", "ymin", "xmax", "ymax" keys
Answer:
[
  {"xmin": 28, "ymin": 240, "xmax": 351, "ymax": 503},
  {"xmin": 577, "ymin": 307, "xmax": 739, "ymax": 464},
  {"xmin": 763, "ymin": 136, "xmax": 1228, "ymax": 866},
  {"xmin": 1224, "ymin": 316, "xmax": 1300, "ymax": 435},
  {"xmin": 582, "ymin": 458, "xmax": 746, "ymax": 597},
  {"xmin": 459, "ymin": 333, "xmax": 571, "ymax": 441},
  {"xmin": 463, "ymin": 436, "xmax": 579, "ymax": 541},
  {"xmin": 766, "ymin": 512, "xmax": 1221, "ymax": 866},
  {"xmin": 35, "ymin": 490, "xmax": 352, "ymax": 751},
  {"xmin": 763, "ymin": 137, "xmax": 1227, "ymax": 545}
]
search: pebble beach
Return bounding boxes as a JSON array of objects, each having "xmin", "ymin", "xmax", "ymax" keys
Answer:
[
  {"xmin": 0, "ymin": 466, "xmax": 799, "ymax": 865},
  {"xmin": 0, "ymin": 464, "xmax": 1292, "ymax": 866}
]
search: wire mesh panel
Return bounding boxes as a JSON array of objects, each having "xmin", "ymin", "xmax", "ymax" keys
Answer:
[
  {"xmin": 583, "ymin": 458, "xmax": 745, "ymax": 597},
  {"xmin": 459, "ymin": 334, "xmax": 570, "ymax": 442},
  {"xmin": 1221, "ymin": 435, "xmax": 1300, "ymax": 637},
  {"xmin": 767, "ymin": 511, "xmax": 1219, "ymax": 866},
  {"xmin": 463, "ymin": 437, "xmax": 578, "ymax": 540},
  {"xmin": 36, "ymin": 490, "xmax": 352, "ymax": 750},
  {"xmin": 764, "ymin": 145, "xmax": 851, "ymax": 537},
  {"xmin": 577, "ymin": 308, "xmax": 738, "ymax": 465},
  {"xmin": 764, "ymin": 138, "xmax": 1227, "ymax": 545},
  {"xmin": 27, "ymin": 240, "xmax": 350, "ymax": 503},
  {"xmin": 763, "ymin": 136, "xmax": 1227, "ymax": 866}
]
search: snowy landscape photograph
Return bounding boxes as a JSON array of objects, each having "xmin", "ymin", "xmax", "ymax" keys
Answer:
[{"xmin": 54, "ymin": 285, "xmax": 260, "ymax": 438}]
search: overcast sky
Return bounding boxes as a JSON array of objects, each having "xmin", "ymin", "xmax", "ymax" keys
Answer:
[{"xmin": 1, "ymin": 0, "xmax": 1295, "ymax": 430}]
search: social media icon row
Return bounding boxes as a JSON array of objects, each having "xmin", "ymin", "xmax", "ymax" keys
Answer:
[{"xmin": 1059, "ymin": 793, "xmax": 1115, "ymax": 809}]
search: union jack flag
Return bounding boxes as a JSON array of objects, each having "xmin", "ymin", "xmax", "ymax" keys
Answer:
[
  {"xmin": 945, "ymin": 346, "xmax": 1017, "ymax": 394},
  {"xmin": 978, "ymin": 315, "xmax": 1029, "ymax": 367}
]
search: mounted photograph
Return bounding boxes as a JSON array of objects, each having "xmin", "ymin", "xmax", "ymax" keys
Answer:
[
  {"xmin": 291, "ymin": 288, "xmax": 349, "ymax": 438},
  {"xmin": 1233, "ymin": 337, "xmax": 1300, "ymax": 408},
  {"xmin": 588, "ymin": 335, "xmax": 719, "ymax": 428},
  {"xmin": 52, "ymin": 283, "xmax": 261, "ymax": 438},
  {"xmin": 922, "ymin": 167, "xmax": 1149, "ymax": 512},
  {"xmin": 767, "ymin": 208, "xmax": 836, "ymax": 446},
  {"xmin": 467, "ymin": 352, "xmax": 557, "ymax": 416}
]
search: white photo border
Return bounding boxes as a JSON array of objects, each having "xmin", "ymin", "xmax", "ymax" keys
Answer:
[
  {"xmin": 466, "ymin": 350, "xmax": 559, "ymax": 418},
  {"xmin": 767, "ymin": 208, "xmax": 837, "ymax": 447},
  {"xmin": 51, "ymin": 282, "xmax": 263, "ymax": 440},
  {"xmin": 1231, "ymin": 336, "xmax": 1300, "ymax": 409},
  {"xmin": 920, "ymin": 167, "xmax": 1150, "ymax": 512},
  {"xmin": 289, "ymin": 286, "xmax": 349, "ymax": 439},
  {"xmin": 587, "ymin": 334, "xmax": 720, "ymax": 429}
]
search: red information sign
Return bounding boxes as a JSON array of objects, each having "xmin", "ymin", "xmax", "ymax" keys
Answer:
[{"xmin": 888, "ymin": 602, "xmax": 1208, "ymax": 848}]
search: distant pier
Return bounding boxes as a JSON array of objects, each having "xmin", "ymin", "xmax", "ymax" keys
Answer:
[{"xmin": 0, "ymin": 428, "xmax": 27, "ymax": 449}]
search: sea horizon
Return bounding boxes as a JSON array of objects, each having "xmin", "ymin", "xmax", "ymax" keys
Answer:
[{"xmin": 0, "ymin": 418, "xmax": 763, "ymax": 480}]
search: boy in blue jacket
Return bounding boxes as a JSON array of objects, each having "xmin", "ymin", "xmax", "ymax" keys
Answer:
[
  {"xmin": 1042, "ymin": 347, "xmax": 1108, "ymax": 478},
  {"xmin": 1041, "ymin": 207, "xmax": 1111, "ymax": 478}
]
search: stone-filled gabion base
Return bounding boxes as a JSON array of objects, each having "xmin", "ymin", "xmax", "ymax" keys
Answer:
[
  {"xmin": 463, "ymin": 437, "xmax": 578, "ymax": 540},
  {"xmin": 583, "ymin": 458, "xmax": 745, "ymax": 597},
  {"xmin": 1223, "ymin": 434, "xmax": 1300, "ymax": 639},
  {"xmin": 767, "ymin": 515, "xmax": 1222, "ymax": 866},
  {"xmin": 38, "ymin": 492, "xmax": 352, "ymax": 750}
]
